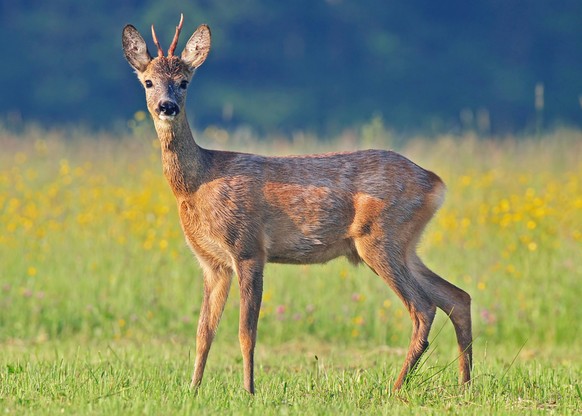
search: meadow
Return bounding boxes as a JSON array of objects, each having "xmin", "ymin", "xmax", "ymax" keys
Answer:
[{"xmin": 0, "ymin": 122, "xmax": 581, "ymax": 414}]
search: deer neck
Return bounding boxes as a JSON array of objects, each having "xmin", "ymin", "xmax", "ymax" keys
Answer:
[{"xmin": 153, "ymin": 115, "xmax": 207, "ymax": 196}]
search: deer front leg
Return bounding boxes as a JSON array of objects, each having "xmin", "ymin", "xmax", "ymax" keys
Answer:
[
  {"xmin": 236, "ymin": 258, "xmax": 264, "ymax": 394},
  {"xmin": 190, "ymin": 264, "xmax": 233, "ymax": 389}
]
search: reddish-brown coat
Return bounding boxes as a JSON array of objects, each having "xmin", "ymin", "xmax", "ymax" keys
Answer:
[{"xmin": 122, "ymin": 17, "xmax": 472, "ymax": 394}]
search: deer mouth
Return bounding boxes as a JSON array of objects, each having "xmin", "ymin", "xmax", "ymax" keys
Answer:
[{"xmin": 158, "ymin": 114, "xmax": 177, "ymax": 121}]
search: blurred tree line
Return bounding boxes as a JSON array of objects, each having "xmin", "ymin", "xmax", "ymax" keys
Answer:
[{"xmin": 1, "ymin": 0, "xmax": 581, "ymax": 134}]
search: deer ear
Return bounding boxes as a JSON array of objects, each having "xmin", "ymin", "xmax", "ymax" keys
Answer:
[
  {"xmin": 182, "ymin": 25, "xmax": 211, "ymax": 69},
  {"xmin": 122, "ymin": 25, "xmax": 152, "ymax": 73}
]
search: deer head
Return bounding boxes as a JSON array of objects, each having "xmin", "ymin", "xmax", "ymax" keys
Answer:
[{"xmin": 122, "ymin": 14, "xmax": 211, "ymax": 122}]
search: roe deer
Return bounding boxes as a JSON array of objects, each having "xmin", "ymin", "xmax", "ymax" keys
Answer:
[{"xmin": 122, "ymin": 14, "xmax": 472, "ymax": 394}]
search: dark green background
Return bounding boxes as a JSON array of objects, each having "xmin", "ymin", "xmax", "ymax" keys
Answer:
[{"xmin": 2, "ymin": 1, "xmax": 581, "ymax": 134}]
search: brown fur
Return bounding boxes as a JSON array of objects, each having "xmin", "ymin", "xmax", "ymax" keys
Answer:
[{"xmin": 122, "ymin": 17, "xmax": 472, "ymax": 394}]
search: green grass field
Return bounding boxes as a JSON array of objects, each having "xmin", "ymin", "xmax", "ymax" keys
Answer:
[{"xmin": 1, "ymin": 125, "xmax": 581, "ymax": 414}]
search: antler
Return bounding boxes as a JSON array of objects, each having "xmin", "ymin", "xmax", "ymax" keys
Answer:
[
  {"xmin": 151, "ymin": 24, "xmax": 164, "ymax": 57},
  {"xmin": 167, "ymin": 13, "xmax": 184, "ymax": 57}
]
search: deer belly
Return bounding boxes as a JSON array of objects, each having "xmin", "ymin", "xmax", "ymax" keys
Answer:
[{"xmin": 265, "ymin": 232, "xmax": 359, "ymax": 265}]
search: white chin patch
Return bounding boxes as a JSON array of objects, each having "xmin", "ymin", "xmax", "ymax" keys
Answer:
[{"xmin": 158, "ymin": 114, "xmax": 176, "ymax": 121}]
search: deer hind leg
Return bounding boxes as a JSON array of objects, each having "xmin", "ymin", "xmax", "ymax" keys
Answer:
[
  {"xmin": 410, "ymin": 255, "xmax": 473, "ymax": 385},
  {"xmin": 235, "ymin": 257, "xmax": 265, "ymax": 394},
  {"xmin": 190, "ymin": 264, "xmax": 233, "ymax": 389},
  {"xmin": 356, "ymin": 239, "xmax": 436, "ymax": 390}
]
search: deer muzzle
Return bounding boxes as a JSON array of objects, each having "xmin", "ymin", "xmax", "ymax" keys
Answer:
[{"xmin": 157, "ymin": 101, "xmax": 180, "ymax": 119}]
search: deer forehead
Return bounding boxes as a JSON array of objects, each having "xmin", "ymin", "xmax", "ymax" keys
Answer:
[{"xmin": 140, "ymin": 57, "xmax": 193, "ymax": 82}]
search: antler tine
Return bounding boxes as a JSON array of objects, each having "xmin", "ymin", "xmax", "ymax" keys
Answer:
[
  {"xmin": 151, "ymin": 24, "xmax": 164, "ymax": 58},
  {"xmin": 167, "ymin": 13, "xmax": 184, "ymax": 57}
]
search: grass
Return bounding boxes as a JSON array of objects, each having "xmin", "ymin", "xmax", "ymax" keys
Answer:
[
  {"xmin": 1, "ymin": 123, "xmax": 581, "ymax": 414},
  {"xmin": 1, "ymin": 342, "xmax": 580, "ymax": 414}
]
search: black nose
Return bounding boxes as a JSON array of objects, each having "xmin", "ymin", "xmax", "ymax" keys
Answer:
[{"xmin": 158, "ymin": 101, "xmax": 180, "ymax": 116}]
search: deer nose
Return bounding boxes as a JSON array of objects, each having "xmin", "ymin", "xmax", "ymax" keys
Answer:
[{"xmin": 158, "ymin": 101, "xmax": 180, "ymax": 117}]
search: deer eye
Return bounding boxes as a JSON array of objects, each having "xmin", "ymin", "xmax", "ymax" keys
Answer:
[
  {"xmin": 145, "ymin": 80, "xmax": 153, "ymax": 88},
  {"xmin": 179, "ymin": 80, "xmax": 188, "ymax": 90}
]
